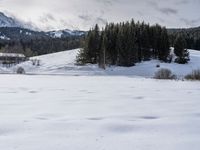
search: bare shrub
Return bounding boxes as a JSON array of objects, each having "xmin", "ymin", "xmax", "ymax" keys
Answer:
[
  {"xmin": 156, "ymin": 64, "xmax": 160, "ymax": 68},
  {"xmin": 31, "ymin": 59, "xmax": 40, "ymax": 66},
  {"xmin": 16, "ymin": 67, "xmax": 25, "ymax": 74},
  {"xmin": 154, "ymin": 68, "xmax": 176, "ymax": 80},
  {"xmin": 185, "ymin": 69, "xmax": 200, "ymax": 80},
  {"xmin": 36, "ymin": 60, "xmax": 40, "ymax": 66}
]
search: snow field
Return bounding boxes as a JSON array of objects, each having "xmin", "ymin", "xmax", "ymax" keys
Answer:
[{"xmin": 0, "ymin": 75, "xmax": 200, "ymax": 150}]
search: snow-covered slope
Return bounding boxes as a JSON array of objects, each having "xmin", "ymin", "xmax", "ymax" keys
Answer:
[
  {"xmin": 0, "ymin": 33, "xmax": 10, "ymax": 40},
  {"xmin": 0, "ymin": 12, "xmax": 22, "ymax": 28},
  {"xmin": 47, "ymin": 29, "xmax": 85, "ymax": 38},
  {"xmin": 0, "ymin": 12, "xmax": 37, "ymax": 29},
  {"xmin": 0, "ymin": 12, "xmax": 85, "ymax": 38},
  {"xmin": 1, "ymin": 49, "xmax": 200, "ymax": 77},
  {"xmin": 12, "ymin": 49, "xmax": 104, "ymax": 75}
]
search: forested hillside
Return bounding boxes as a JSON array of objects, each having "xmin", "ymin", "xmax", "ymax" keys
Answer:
[
  {"xmin": 0, "ymin": 27, "xmax": 84, "ymax": 56},
  {"xmin": 168, "ymin": 26, "xmax": 200, "ymax": 50},
  {"xmin": 77, "ymin": 20, "xmax": 189, "ymax": 67}
]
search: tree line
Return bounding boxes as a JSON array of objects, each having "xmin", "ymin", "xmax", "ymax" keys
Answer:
[
  {"xmin": 0, "ymin": 36, "xmax": 82, "ymax": 57},
  {"xmin": 77, "ymin": 20, "xmax": 189, "ymax": 68},
  {"xmin": 168, "ymin": 27, "xmax": 200, "ymax": 50}
]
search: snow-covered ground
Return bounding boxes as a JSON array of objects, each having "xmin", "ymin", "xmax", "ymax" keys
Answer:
[
  {"xmin": 0, "ymin": 49, "xmax": 200, "ymax": 149},
  {"xmin": 0, "ymin": 75, "xmax": 200, "ymax": 150},
  {"xmin": 0, "ymin": 48, "xmax": 200, "ymax": 78}
]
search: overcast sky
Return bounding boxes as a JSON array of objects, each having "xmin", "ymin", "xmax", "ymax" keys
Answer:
[{"xmin": 0, "ymin": 0, "xmax": 199, "ymax": 31}]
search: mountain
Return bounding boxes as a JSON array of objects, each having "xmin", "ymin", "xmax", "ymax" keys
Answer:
[
  {"xmin": 0, "ymin": 12, "xmax": 43, "ymax": 40},
  {"xmin": 0, "ymin": 12, "xmax": 84, "ymax": 56},
  {"xmin": 0, "ymin": 27, "xmax": 49, "ymax": 41},
  {"xmin": 0, "ymin": 12, "xmax": 22, "ymax": 28},
  {"xmin": 167, "ymin": 26, "xmax": 200, "ymax": 34},
  {"xmin": 47, "ymin": 29, "xmax": 86, "ymax": 38},
  {"xmin": 0, "ymin": 27, "xmax": 86, "ymax": 41},
  {"xmin": 0, "ymin": 12, "xmax": 86, "ymax": 41}
]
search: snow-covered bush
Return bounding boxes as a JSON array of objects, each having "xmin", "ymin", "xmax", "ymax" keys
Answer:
[
  {"xmin": 154, "ymin": 68, "xmax": 176, "ymax": 80},
  {"xmin": 16, "ymin": 67, "xmax": 25, "ymax": 74},
  {"xmin": 185, "ymin": 69, "xmax": 200, "ymax": 80}
]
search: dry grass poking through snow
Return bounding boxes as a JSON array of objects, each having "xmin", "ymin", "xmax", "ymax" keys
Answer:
[
  {"xmin": 154, "ymin": 68, "xmax": 176, "ymax": 80},
  {"xmin": 185, "ymin": 69, "xmax": 200, "ymax": 80}
]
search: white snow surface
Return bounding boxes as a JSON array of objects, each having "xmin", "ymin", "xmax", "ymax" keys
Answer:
[
  {"xmin": 0, "ymin": 75, "xmax": 200, "ymax": 150},
  {"xmin": 48, "ymin": 30, "xmax": 85, "ymax": 38},
  {"xmin": 1, "ymin": 48, "xmax": 199, "ymax": 77},
  {"xmin": 49, "ymin": 30, "xmax": 63, "ymax": 38},
  {"xmin": 0, "ymin": 49, "xmax": 200, "ymax": 149}
]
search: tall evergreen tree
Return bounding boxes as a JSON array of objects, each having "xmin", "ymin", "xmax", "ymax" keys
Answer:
[
  {"xmin": 174, "ymin": 35, "xmax": 189, "ymax": 64},
  {"xmin": 98, "ymin": 31, "xmax": 107, "ymax": 69},
  {"xmin": 159, "ymin": 28, "xmax": 170, "ymax": 61}
]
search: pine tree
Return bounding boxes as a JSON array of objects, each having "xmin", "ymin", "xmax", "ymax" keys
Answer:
[
  {"xmin": 116, "ymin": 24, "xmax": 124, "ymax": 66},
  {"xmin": 99, "ymin": 32, "xmax": 106, "ymax": 69},
  {"xmin": 77, "ymin": 19, "xmax": 173, "ymax": 67},
  {"xmin": 174, "ymin": 35, "xmax": 190, "ymax": 64},
  {"xmin": 159, "ymin": 28, "xmax": 170, "ymax": 62},
  {"xmin": 93, "ymin": 24, "xmax": 100, "ymax": 63}
]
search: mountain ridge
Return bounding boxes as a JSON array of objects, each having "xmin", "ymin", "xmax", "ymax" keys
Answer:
[
  {"xmin": 0, "ymin": 12, "xmax": 86, "ymax": 40},
  {"xmin": 0, "ymin": 12, "xmax": 22, "ymax": 28}
]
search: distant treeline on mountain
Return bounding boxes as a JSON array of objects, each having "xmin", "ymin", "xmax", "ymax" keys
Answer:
[
  {"xmin": 168, "ymin": 26, "xmax": 200, "ymax": 50},
  {"xmin": 0, "ymin": 27, "xmax": 84, "ymax": 56}
]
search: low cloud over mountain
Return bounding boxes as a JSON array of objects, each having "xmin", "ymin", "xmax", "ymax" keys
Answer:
[{"xmin": 0, "ymin": 0, "xmax": 199, "ymax": 30}]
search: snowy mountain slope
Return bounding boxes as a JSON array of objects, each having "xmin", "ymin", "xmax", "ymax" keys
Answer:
[
  {"xmin": 0, "ymin": 12, "xmax": 85, "ymax": 41},
  {"xmin": 47, "ymin": 29, "xmax": 85, "ymax": 38},
  {"xmin": 0, "ymin": 11, "xmax": 47, "ymax": 40},
  {"xmin": 0, "ymin": 27, "xmax": 49, "ymax": 41},
  {"xmin": 0, "ymin": 12, "xmax": 22, "ymax": 28},
  {"xmin": 0, "ymin": 12, "xmax": 38, "ymax": 30},
  {"xmin": 1, "ymin": 48, "xmax": 198, "ymax": 77},
  {"xmin": 0, "ymin": 26, "xmax": 84, "ymax": 41},
  {"xmin": 0, "ymin": 33, "xmax": 10, "ymax": 40}
]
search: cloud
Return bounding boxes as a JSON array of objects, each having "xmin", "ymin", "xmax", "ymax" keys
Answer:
[
  {"xmin": 147, "ymin": 0, "xmax": 178, "ymax": 15},
  {"xmin": 158, "ymin": 8, "xmax": 178, "ymax": 15},
  {"xmin": 96, "ymin": 17, "xmax": 107, "ymax": 25},
  {"xmin": 147, "ymin": 0, "xmax": 158, "ymax": 7},
  {"xmin": 0, "ymin": 0, "xmax": 199, "ymax": 30},
  {"xmin": 180, "ymin": 18, "xmax": 200, "ymax": 26},
  {"xmin": 39, "ymin": 13, "xmax": 55, "ymax": 23},
  {"xmin": 95, "ymin": 0, "xmax": 118, "ymax": 6},
  {"xmin": 157, "ymin": 17, "xmax": 165, "ymax": 23},
  {"xmin": 137, "ymin": 11, "xmax": 144, "ymax": 16},
  {"xmin": 78, "ymin": 14, "xmax": 92, "ymax": 22},
  {"xmin": 175, "ymin": 0, "xmax": 189, "ymax": 5}
]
